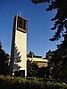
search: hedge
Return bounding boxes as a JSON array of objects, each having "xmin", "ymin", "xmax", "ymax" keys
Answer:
[{"xmin": 0, "ymin": 75, "xmax": 67, "ymax": 89}]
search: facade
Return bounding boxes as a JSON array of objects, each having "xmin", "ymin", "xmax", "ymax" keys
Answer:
[
  {"xmin": 9, "ymin": 15, "xmax": 28, "ymax": 77},
  {"xmin": 27, "ymin": 51, "xmax": 48, "ymax": 68}
]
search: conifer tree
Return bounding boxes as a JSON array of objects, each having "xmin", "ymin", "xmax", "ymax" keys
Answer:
[
  {"xmin": 0, "ymin": 41, "xmax": 9, "ymax": 75},
  {"xmin": 32, "ymin": 0, "xmax": 67, "ymax": 41},
  {"xmin": 52, "ymin": 32, "xmax": 67, "ymax": 81},
  {"xmin": 31, "ymin": 0, "xmax": 67, "ymax": 80}
]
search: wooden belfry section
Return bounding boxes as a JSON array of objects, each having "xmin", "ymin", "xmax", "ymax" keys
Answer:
[
  {"xmin": 9, "ymin": 15, "xmax": 28, "ymax": 77},
  {"xmin": 17, "ymin": 16, "xmax": 27, "ymax": 33}
]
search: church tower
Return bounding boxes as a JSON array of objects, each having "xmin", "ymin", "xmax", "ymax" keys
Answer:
[{"xmin": 9, "ymin": 15, "xmax": 28, "ymax": 77}]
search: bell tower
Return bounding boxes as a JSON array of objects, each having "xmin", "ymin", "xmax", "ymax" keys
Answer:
[{"xmin": 9, "ymin": 15, "xmax": 28, "ymax": 77}]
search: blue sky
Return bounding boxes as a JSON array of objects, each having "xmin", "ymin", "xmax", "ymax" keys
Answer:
[{"xmin": 0, "ymin": 0, "xmax": 61, "ymax": 57}]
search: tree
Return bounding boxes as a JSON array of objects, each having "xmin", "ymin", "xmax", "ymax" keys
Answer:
[
  {"xmin": 52, "ymin": 32, "xmax": 67, "ymax": 81},
  {"xmin": 31, "ymin": 0, "xmax": 67, "ymax": 41},
  {"xmin": 31, "ymin": 0, "xmax": 67, "ymax": 80},
  {"xmin": 0, "ymin": 41, "xmax": 9, "ymax": 75},
  {"xmin": 27, "ymin": 59, "xmax": 38, "ymax": 77}
]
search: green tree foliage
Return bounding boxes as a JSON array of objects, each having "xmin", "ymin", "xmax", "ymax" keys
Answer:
[
  {"xmin": 31, "ymin": 0, "xmax": 67, "ymax": 41},
  {"xmin": 0, "ymin": 41, "xmax": 9, "ymax": 75},
  {"xmin": 32, "ymin": 0, "xmax": 50, "ymax": 3},
  {"xmin": 31, "ymin": 0, "xmax": 67, "ymax": 81},
  {"xmin": 52, "ymin": 33, "xmax": 67, "ymax": 81},
  {"xmin": 27, "ymin": 59, "xmax": 38, "ymax": 77}
]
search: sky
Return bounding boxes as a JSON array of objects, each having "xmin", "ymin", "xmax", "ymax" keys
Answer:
[{"xmin": 0, "ymin": 0, "xmax": 61, "ymax": 57}]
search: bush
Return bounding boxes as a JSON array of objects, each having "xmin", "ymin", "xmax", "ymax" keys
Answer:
[{"xmin": 0, "ymin": 75, "xmax": 67, "ymax": 89}]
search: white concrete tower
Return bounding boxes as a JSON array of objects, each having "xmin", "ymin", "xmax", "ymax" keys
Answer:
[{"xmin": 9, "ymin": 15, "xmax": 28, "ymax": 77}]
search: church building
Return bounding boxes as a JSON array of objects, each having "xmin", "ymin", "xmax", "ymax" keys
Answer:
[{"xmin": 9, "ymin": 15, "xmax": 48, "ymax": 78}]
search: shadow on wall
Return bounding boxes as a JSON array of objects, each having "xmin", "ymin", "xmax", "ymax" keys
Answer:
[
  {"xmin": 10, "ymin": 44, "xmax": 25, "ymax": 77},
  {"xmin": 13, "ymin": 45, "xmax": 21, "ymax": 72}
]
